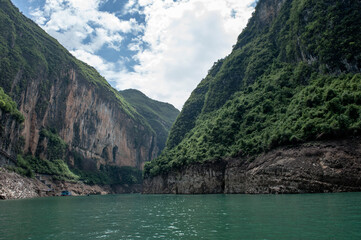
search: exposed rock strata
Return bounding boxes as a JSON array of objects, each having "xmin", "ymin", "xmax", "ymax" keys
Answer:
[
  {"xmin": 17, "ymin": 69, "xmax": 158, "ymax": 170},
  {"xmin": 143, "ymin": 138, "xmax": 361, "ymax": 194},
  {"xmin": 0, "ymin": 109, "xmax": 22, "ymax": 166},
  {"xmin": 143, "ymin": 160, "xmax": 226, "ymax": 194}
]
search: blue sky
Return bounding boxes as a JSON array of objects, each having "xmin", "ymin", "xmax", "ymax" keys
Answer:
[{"xmin": 12, "ymin": 0, "xmax": 256, "ymax": 109}]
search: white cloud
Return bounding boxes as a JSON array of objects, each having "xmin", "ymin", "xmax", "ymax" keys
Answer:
[
  {"xmin": 30, "ymin": 0, "xmax": 255, "ymax": 110},
  {"xmin": 71, "ymin": 49, "xmax": 114, "ymax": 73},
  {"xmin": 30, "ymin": 0, "xmax": 139, "ymax": 54},
  {"xmin": 115, "ymin": 0, "xmax": 255, "ymax": 109}
]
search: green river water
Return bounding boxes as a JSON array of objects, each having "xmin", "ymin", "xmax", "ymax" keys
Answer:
[{"xmin": 0, "ymin": 193, "xmax": 360, "ymax": 239}]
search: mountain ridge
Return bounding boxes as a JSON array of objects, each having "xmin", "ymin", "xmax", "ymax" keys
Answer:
[{"xmin": 119, "ymin": 89, "xmax": 180, "ymax": 152}]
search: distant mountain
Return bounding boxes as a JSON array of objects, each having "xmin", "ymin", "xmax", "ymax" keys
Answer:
[
  {"xmin": 0, "ymin": 0, "xmax": 178, "ymax": 185},
  {"xmin": 119, "ymin": 89, "xmax": 179, "ymax": 152},
  {"xmin": 144, "ymin": 0, "xmax": 361, "ymax": 193}
]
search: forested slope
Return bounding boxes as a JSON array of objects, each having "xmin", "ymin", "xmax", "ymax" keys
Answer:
[{"xmin": 145, "ymin": 0, "xmax": 361, "ymax": 177}]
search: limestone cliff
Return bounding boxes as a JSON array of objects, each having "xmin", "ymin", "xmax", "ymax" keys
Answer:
[
  {"xmin": 0, "ymin": 0, "xmax": 169, "ymax": 173},
  {"xmin": 143, "ymin": 138, "xmax": 361, "ymax": 194},
  {"xmin": 0, "ymin": 108, "xmax": 22, "ymax": 166},
  {"xmin": 17, "ymin": 67, "xmax": 158, "ymax": 170},
  {"xmin": 0, "ymin": 88, "xmax": 23, "ymax": 166}
]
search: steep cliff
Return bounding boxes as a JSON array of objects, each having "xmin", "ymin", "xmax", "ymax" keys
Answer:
[
  {"xmin": 144, "ymin": 0, "xmax": 361, "ymax": 193},
  {"xmin": 144, "ymin": 137, "xmax": 361, "ymax": 194},
  {"xmin": 0, "ymin": 0, "xmax": 175, "ymax": 180},
  {"xmin": 0, "ymin": 88, "xmax": 23, "ymax": 166}
]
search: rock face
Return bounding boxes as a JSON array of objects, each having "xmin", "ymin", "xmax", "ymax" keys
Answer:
[
  {"xmin": 0, "ymin": 109, "xmax": 22, "ymax": 166},
  {"xmin": 143, "ymin": 160, "xmax": 227, "ymax": 194},
  {"xmin": 0, "ymin": 0, "xmax": 177, "ymax": 172},
  {"xmin": 143, "ymin": 138, "xmax": 361, "ymax": 194},
  {"xmin": 225, "ymin": 138, "xmax": 361, "ymax": 193},
  {"xmin": 17, "ymin": 67, "xmax": 158, "ymax": 170}
]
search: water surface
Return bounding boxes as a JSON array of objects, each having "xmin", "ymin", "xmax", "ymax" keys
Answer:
[{"xmin": 1, "ymin": 193, "xmax": 361, "ymax": 239}]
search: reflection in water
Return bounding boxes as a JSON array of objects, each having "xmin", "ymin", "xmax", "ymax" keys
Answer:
[{"xmin": 1, "ymin": 193, "xmax": 361, "ymax": 239}]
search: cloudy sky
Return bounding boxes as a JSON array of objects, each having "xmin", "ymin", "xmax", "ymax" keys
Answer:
[{"xmin": 12, "ymin": 0, "xmax": 256, "ymax": 109}]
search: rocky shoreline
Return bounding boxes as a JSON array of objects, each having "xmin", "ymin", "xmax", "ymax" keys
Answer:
[
  {"xmin": 143, "ymin": 138, "xmax": 361, "ymax": 194},
  {"xmin": 0, "ymin": 167, "xmax": 141, "ymax": 200}
]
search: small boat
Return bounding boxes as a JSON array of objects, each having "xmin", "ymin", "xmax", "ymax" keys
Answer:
[{"xmin": 61, "ymin": 190, "xmax": 72, "ymax": 196}]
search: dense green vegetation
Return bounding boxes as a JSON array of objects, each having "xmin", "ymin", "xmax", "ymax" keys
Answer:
[
  {"xmin": 120, "ymin": 89, "xmax": 180, "ymax": 151},
  {"xmin": 144, "ymin": 0, "xmax": 361, "ymax": 176},
  {"xmin": 7, "ymin": 155, "xmax": 34, "ymax": 178},
  {"xmin": 38, "ymin": 128, "xmax": 67, "ymax": 161},
  {"xmin": 7, "ymin": 154, "xmax": 78, "ymax": 181},
  {"xmin": 0, "ymin": 87, "xmax": 24, "ymax": 122}
]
